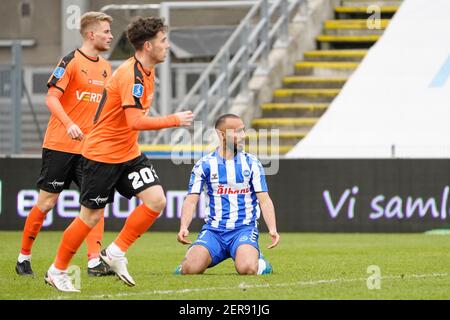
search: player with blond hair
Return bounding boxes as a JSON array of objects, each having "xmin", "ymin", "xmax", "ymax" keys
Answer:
[{"xmin": 16, "ymin": 11, "xmax": 114, "ymax": 278}]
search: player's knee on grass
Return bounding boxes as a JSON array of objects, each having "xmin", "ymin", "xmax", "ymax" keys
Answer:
[
  {"xmin": 234, "ymin": 244, "xmax": 259, "ymax": 275},
  {"xmin": 181, "ymin": 260, "xmax": 207, "ymax": 275},
  {"xmin": 235, "ymin": 260, "xmax": 258, "ymax": 275},
  {"xmin": 181, "ymin": 246, "xmax": 211, "ymax": 274}
]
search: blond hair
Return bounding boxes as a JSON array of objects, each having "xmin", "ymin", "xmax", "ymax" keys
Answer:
[{"xmin": 80, "ymin": 12, "xmax": 113, "ymax": 38}]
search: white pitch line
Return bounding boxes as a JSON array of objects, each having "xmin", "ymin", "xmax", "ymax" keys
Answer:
[{"xmin": 79, "ymin": 272, "xmax": 449, "ymax": 299}]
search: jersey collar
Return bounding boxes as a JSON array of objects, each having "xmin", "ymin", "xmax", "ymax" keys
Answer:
[
  {"xmin": 214, "ymin": 148, "xmax": 241, "ymax": 163},
  {"xmin": 76, "ymin": 49, "xmax": 99, "ymax": 62},
  {"xmin": 133, "ymin": 56, "xmax": 152, "ymax": 77}
]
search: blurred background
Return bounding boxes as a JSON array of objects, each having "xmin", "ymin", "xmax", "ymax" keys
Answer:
[{"xmin": 1, "ymin": 0, "xmax": 450, "ymax": 234}]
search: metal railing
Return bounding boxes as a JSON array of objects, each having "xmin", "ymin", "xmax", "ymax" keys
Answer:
[
  {"xmin": 1, "ymin": 43, "xmax": 45, "ymax": 155},
  {"xmin": 102, "ymin": 0, "xmax": 305, "ymax": 144},
  {"xmin": 101, "ymin": 1, "xmax": 261, "ymax": 143},
  {"xmin": 0, "ymin": 42, "xmax": 22, "ymax": 154},
  {"xmin": 152, "ymin": 0, "xmax": 305, "ymax": 144}
]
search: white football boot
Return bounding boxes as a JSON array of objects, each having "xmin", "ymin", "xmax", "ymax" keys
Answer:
[
  {"xmin": 100, "ymin": 249, "xmax": 136, "ymax": 287},
  {"xmin": 44, "ymin": 265, "xmax": 80, "ymax": 293}
]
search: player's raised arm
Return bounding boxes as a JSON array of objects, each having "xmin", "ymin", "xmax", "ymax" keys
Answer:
[
  {"xmin": 256, "ymin": 192, "xmax": 280, "ymax": 249},
  {"xmin": 177, "ymin": 194, "xmax": 200, "ymax": 244},
  {"xmin": 124, "ymin": 108, "xmax": 193, "ymax": 130}
]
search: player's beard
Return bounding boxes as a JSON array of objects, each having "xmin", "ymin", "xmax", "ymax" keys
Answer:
[
  {"xmin": 224, "ymin": 137, "xmax": 244, "ymax": 154},
  {"xmin": 235, "ymin": 139, "xmax": 244, "ymax": 153}
]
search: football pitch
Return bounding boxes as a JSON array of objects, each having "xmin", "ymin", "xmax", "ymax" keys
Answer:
[{"xmin": 1, "ymin": 232, "xmax": 450, "ymax": 300}]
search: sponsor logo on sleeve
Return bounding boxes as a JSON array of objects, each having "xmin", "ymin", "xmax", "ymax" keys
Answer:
[
  {"xmin": 132, "ymin": 84, "xmax": 144, "ymax": 98},
  {"xmin": 53, "ymin": 67, "xmax": 65, "ymax": 79}
]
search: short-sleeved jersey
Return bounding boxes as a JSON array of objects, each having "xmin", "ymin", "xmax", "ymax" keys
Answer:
[
  {"xmin": 188, "ymin": 150, "xmax": 268, "ymax": 231},
  {"xmin": 44, "ymin": 49, "xmax": 111, "ymax": 154},
  {"xmin": 82, "ymin": 56, "xmax": 155, "ymax": 163}
]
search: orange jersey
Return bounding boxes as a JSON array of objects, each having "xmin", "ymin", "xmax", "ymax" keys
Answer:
[
  {"xmin": 82, "ymin": 56, "xmax": 155, "ymax": 163},
  {"xmin": 43, "ymin": 49, "xmax": 111, "ymax": 154}
]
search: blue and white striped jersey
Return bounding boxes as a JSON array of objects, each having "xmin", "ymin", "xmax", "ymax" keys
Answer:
[{"xmin": 188, "ymin": 149, "xmax": 268, "ymax": 230}]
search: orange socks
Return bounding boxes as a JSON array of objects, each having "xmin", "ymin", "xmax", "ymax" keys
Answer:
[
  {"xmin": 54, "ymin": 217, "xmax": 92, "ymax": 270},
  {"xmin": 20, "ymin": 206, "xmax": 47, "ymax": 255},
  {"xmin": 114, "ymin": 204, "xmax": 159, "ymax": 252},
  {"xmin": 21, "ymin": 205, "xmax": 104, "ymax": 263},
  {"xmin": 86, "ymin": 216, "xmax": 104, "ymax": 260}
]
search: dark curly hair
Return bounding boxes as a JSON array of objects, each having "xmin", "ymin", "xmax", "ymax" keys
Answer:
[{"xmin": 127, "ymin": 16, "xmax": 168, "ymax": 50}]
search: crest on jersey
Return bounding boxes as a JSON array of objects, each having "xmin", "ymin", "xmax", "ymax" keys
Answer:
[
  {"xmin": 53, "ymin": 67, "xmax": 65, "ymax": 79},
  {"xmin": 132, "ymin": 84, "xmax": 144, "ymax": 98},
  {"xmin": 243, "ymin": 170, "xmax": 251, "ymax": 177}
]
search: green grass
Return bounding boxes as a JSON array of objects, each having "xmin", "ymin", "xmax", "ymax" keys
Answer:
[{"xmin": 1, "ymin": 232, "xmax": 450, "ymax": 300}]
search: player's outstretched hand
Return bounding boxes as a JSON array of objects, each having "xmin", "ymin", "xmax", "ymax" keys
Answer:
[
  {"xmin": 175, "ymin": 110, "xmax": 194, "ymax": 127},
  {"xmin": 177, "ymin": 228, "xmax": 192, "ymax": 245},
  {"xmin": 267, "ymin": 230, "xmax": 280, "ymax": 249},
  {"xmin": 67, "ymin": 123, "xmax": 84, "ymax": 141}
]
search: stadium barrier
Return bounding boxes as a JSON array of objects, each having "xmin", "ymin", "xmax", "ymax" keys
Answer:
[{"xmin": 0, "ymin": 157, "xmax": 449, "ymax": 232}]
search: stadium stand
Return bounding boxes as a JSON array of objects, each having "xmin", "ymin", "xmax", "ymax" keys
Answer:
[
  {"xmin": 0, "ymin": 0, "xmax": 407, "ymax": 157},
  {"xmin": 252, "ymin": 0, "xmax": 400, "ymax": 156},
  {"xmin": 136, "ymin": 0, "xmax": 404, "ymax": 158},
  {"xmin": 288, "ymin": 0, "xmax": 450, "ymax": 158}
]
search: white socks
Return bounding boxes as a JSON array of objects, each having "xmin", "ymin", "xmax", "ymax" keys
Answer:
[
  {"xmin": 18, "ymin": 253, "xmax": 31, "ymax": 263},
  {"xmin": 107, "ymin": 242, "xmax": 125, "ymax": 258},
  {"xmin": 88, "ymin": 257, "xmax": 101, "ymax": 269},
  {"xmin": 49, "ymin": 264, "xmax": 67, "ymax": 275}
]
